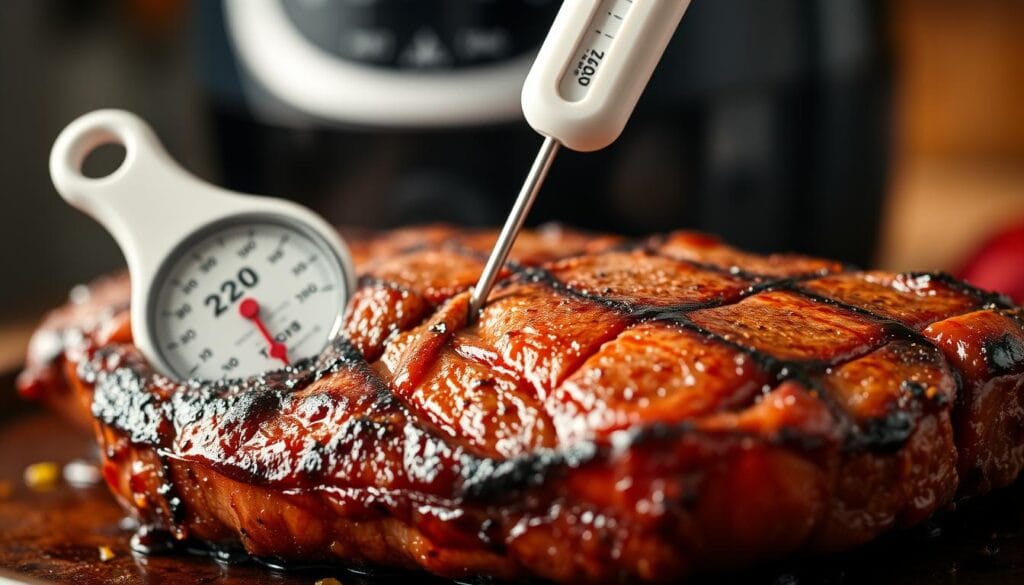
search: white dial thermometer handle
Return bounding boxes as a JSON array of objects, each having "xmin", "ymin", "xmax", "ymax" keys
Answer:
[
  {"xmin": 522, "ymin": 0, "xmax": 691, "ymax": 152},
  {"xmin": 49, "ymin": 109, "xmax": 354, "ymax": 378}
]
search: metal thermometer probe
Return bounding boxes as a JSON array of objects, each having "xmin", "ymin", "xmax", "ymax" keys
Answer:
[{"xmin": 468, "ymin": 0, "xmax": 692, "ymax": 320}]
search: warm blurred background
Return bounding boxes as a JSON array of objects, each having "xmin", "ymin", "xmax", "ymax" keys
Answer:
[
  {"xmin": 0, "ymin": 0, "xmax": 1022, "ymax": 371},
  {"xmin": 883, "ymin": 0, "xmax": 1024, "ymax": 280}
]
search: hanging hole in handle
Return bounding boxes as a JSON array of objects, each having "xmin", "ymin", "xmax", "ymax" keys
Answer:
[
  {"xmin": 80, "ymin": 142, "xmax": 127, "ymax": 179},
  {"xmin": 51, "ymin": 110, "xmax": 157, "ymax": 209},
  {"xmin": 59, "ymin": 119, "xmax": 134, "ymax": 185}
]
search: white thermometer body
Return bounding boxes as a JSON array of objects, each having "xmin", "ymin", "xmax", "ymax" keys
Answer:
[
  {"xmin": 523, "ymin": 0, "xmax": 691, "ymax": 152},
  {"xmin": 50, "ymin": 109, "xmax": 355, "ymax": 380},
  {"xmin": 469, "ymin": 0, "xmax": 691, "ymax": 317}
]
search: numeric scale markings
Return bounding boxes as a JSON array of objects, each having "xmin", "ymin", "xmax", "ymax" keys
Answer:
[
  {"xmin": 559, "ymin": 0, "xmax": 636, "ymax": 102},
  {"xmin": 596, "ymin": 0, "xmax": 630, "ymax": 39},
  {"xmin": 152, "ymin": 221, "xmax": 347, "ymax": 379}
]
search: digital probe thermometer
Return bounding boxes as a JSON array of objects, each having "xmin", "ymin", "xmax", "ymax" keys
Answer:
[
  {"xmin": 50, "ymin": 109, "xmax": 356, "ymax": 381},
  {"xmin": 469, "ymin": 0, "xmax": 692, "ymax": 318}
]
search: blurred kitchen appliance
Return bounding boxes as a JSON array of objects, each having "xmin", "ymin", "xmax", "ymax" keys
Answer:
[{"xmin": 199, "ymin": 0, "xmax": 891, "ymax": 266}]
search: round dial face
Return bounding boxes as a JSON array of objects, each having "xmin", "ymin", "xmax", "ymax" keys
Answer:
[
  {"xmin": 150, "ymin": 218, "xmax": 347, "ymax": 380},
  {"xmin": 280, "ymin": 0, "xmax": 560, "ymax": 70}
]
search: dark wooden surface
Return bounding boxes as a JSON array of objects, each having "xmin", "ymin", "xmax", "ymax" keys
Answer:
[
  {"xmin": 0, "ymin": 411, "xmax": 358, "ymax": 584},
  {"xmin": 4, "ymin": 370, "xmax": 1024, "ymax": 584},
  {"xmin": 0, "ymin": 372, "xmax": 453, "ymax": 585}
]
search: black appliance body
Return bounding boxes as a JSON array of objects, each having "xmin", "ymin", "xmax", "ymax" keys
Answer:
[{"xmin": 200, "ymin": 0, "xmax": 891, "ymax": 266}]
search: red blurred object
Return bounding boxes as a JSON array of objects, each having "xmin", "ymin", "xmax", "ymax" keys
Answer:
[{"xmin": 958, "ymin": 220, "xmax": 1024, "ymax": 304}]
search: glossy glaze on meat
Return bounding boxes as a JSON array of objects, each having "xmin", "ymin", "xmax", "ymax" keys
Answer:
[{"xmin": 18, "ymin": 226, "xmax": 1024, "ymax": 583}]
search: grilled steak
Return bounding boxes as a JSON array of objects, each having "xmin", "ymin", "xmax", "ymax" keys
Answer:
[{"xmin": 18, "ymin": 225, "xmax": 1024, "ymax": 583}]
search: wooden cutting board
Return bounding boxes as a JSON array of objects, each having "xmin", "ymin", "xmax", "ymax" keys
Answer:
[{"xmin": 3, "ymin": 370, "xmax": 1024, "ymax": 584}]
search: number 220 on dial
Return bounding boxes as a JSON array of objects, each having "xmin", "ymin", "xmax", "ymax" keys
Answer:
[{"xmin": 149, "ymin": 219, "xmax": 348, "ymax": 380}]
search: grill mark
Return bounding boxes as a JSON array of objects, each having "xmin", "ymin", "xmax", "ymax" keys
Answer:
[
  {"xmin": 555, "ymin": 259, "xmax": 998, "ymax": 455},
  {"xmin": 513, "ymin": 265, "xmax": 865, "ymax": 446},
  {"xmin": 357, "ymin": 245, "xmax": 891, "ymax": 455},
  {"xmin": 641, "ymin": 311, "xmax": 859, "ymax": 445},
  {"xmin": 640, "ymin": 237, "xmax": 847, "ymax": 283},
  {"xmin": 917, "ymin": 271, "xmax": 1015, "ymax": 309},
  {"xmin": 535, "ymin": 256, "xmax": 1004, "ymax": 453},
  {"xmin": 502, "ymin": 267, "xmax": 860, "ymax": 451},
  {"xmin": 355, "ymin": 241, "xmax": 1013, "ymax": 462},
  {"xmin": 794, "ymin": 289, "xmax": 935, "ymax": 351},
  {"xmin": 790, "ymin": 285, "xmax": 979, "ymax": 446}
]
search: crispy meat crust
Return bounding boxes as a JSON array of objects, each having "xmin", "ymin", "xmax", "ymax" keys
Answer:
[{"xmin": 18, "ymin": 225, "xmax": 1024, "ymax": 583}]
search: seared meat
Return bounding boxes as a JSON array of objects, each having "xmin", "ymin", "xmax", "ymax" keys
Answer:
[{"xmin": 18, "ymin": 226, "xmax": 1024, "ymax": 583}]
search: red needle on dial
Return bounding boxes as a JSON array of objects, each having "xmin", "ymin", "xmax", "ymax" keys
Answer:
[{"xmin": 238, "ymin": 298, "xmax": 289, "ymax": 365}]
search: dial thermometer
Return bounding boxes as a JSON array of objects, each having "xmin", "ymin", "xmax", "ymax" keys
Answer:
[
  {"xmin": 469, "ymin": 0, "xmax": 692, "ymax": 319},
  {"xmin": 50, "ymin": 109, "xmax": 355, "ymax": 380}
]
